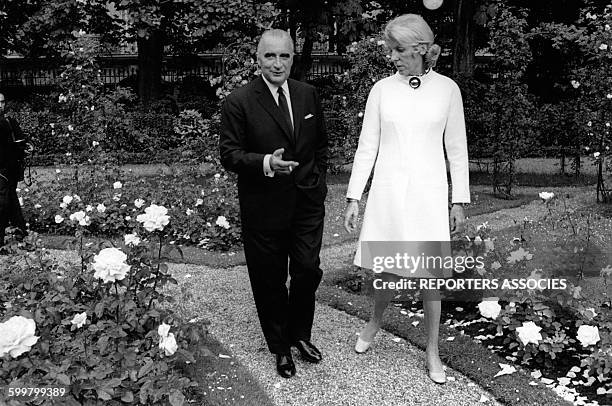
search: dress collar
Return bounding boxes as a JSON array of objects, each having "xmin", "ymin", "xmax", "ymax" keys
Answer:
[{"xmin": 396, "ymin": 68, "xmax": 434, "ymax": 89}]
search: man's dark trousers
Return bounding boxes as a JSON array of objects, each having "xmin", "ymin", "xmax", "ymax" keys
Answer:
[{"xmin": 242, "ymin": 188, "xmax": 325, "ymax": 354}]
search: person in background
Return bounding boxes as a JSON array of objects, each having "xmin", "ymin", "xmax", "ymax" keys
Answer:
[{"xmin": 0, "ymin": 92, "xmax": 29, "ymax": 249}]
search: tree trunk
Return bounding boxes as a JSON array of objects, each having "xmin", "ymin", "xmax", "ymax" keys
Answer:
[
  {"xmin": 453, "ymin": 0, "xmax": 475, "ymax": 77},
  {"xmin": 293, "ymin": 33, "xmax": 314, "ymax": 81},
  {"xmin": 137, "ymin": 30, "xmax": 164, "ymax": 105}
]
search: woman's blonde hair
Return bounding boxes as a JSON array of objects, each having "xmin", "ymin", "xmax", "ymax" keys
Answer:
[{"xmin": 384, "ymin": 14, "xmax": 441, "ymax": 69}]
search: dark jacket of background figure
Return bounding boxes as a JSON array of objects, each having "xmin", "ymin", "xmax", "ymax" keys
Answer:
[{"xmin": 0, "ymin": 116, "xmax": 26, "ymax": 180}]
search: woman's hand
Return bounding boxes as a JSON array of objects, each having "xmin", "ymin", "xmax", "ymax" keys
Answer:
[
  {"xmin": 344, "ymin": 200, "xmax": 359, "ymax": 233},
  {"xmin": 450, "ymin": 204, "xmax": 466, "ymax": 235}
]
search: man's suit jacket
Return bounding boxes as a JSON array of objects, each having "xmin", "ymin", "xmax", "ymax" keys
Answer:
[{"xmin": 220, "ymin": 76, "xmax": 328, "ymax": 230}]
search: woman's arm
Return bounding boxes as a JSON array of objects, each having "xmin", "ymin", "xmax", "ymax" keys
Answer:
[
  {"xmin": 443, "ymin": 82, "xmax": 470, "ymax": 205},
  {"xmin": 345, "ymin": 83, "xmax": 382, "ymax": 201}
]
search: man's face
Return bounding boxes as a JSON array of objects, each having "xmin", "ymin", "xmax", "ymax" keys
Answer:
[
  {"xmin": 0, "ymin": 94, "xmax": 5, "ymax": 115},
  {"xmin": 257, "ymin": 36, "xmax": 293, "ymax": 86}
]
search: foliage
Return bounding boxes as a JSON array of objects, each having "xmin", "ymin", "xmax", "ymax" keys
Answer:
[
  {"xmin": 209, "ymin": 37, "xmax": 259, "ymax": 101},
  {"xmin": 460, "ymin": 3, "xmax": 539, "ymax": 198},
  {"xmin": 0, "ymin": 226, "xmax": 205, "ymax": 404},
  {"xmin": 322, "ymin": 36, "xmax": 393, "ymax": 166},
  {"xmin": 19, "ymin": 166, "xmax": 241, "ymax": 252},
  {"xmin": 450, "ymin": 194, "xmax": 612, "ymax": 403}
]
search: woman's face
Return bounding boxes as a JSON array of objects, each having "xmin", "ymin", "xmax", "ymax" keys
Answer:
[{"xmin": 387, "ymin": 37, "xmax": 426, "ymax": 76}]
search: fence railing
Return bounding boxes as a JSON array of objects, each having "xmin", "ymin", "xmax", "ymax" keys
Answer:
[{"xmin": 0, "ymin": 54, "xmax": 492, "ymax": 88}]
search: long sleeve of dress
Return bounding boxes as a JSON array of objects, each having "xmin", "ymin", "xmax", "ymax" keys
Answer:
[
  {"xmin": 346, "ymin": 83, "xmax": 382, "ymax": 201},
  {"xmin": 444, "ymin": 83, "xmax": 470, "ymax": 204}
]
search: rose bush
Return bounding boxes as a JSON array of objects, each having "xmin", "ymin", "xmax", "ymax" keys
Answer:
[
  {"xmin": 448, "ymin": 191, "xmax": 612, "ymax": 404},
  {"xmin": 18, "ymin": 167, "xmax": 241, "ymax": 251},
  {"xmin": 0, "ymin": 228, "xmax": 207, "ymax": 404}
]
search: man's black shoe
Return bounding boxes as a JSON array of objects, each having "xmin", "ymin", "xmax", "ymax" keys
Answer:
[
  {"xmin": 293, "ymin": 340, "xmax": 322, "ymax": 363},
  {"xmin": 276, "ymin": 354, "xmax": 296, "ymax": 378}
]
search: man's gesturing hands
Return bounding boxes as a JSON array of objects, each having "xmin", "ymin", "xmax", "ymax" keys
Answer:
[{"xmin": 270, "ymin": 148, "xmax": 299, "ymax": 175}]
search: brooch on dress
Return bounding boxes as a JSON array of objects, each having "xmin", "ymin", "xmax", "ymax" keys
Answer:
[{"xmin": 407, "ymin": 68, "xmax": 431, "ymax": 89}]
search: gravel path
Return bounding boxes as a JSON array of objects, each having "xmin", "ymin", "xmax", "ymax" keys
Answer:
[{"xmin": 165, "ymin": 263, "xmax": 503, "ymax": 406}]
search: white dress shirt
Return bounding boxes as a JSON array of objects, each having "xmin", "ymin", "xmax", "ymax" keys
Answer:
[{"xmin": 261, "ymin": 75, "xmax": 294, "ymax": 177}]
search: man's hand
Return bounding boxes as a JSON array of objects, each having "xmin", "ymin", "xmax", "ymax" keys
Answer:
[
  {"xmin": 344, "ymin": 201, "xmax": 359, "ymax": 233},
  {"xmin": 269, "ymin": 148, "xmax": 299, "ymax": 175},
  {"xmin": 450, "ymin": 204, "xmax": 466, "ymax": 235}
]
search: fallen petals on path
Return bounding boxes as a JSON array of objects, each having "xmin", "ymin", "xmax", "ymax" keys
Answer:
[{"xmin": 494, "ymin": 363, "xmax": 517, "ymax": 378}]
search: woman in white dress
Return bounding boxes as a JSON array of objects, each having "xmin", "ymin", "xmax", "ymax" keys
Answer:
[{"xmin": 343, "ymin": 14, "xmax": 470, "ymax": 384}]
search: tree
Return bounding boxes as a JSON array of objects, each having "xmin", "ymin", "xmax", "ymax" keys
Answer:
[{"xmin": 1, "ymin": 0, "xmax": 278, "ymax": 104}]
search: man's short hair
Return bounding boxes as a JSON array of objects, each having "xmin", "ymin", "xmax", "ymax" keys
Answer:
[{"xmin": 256, "ymin": 29, "xmax": 294, "ymax": 56}]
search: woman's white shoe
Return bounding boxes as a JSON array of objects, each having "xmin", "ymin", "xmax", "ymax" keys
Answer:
[
  {"xmin": 354, "ymin": 337, "xmax": 372, "ymax": 354},
  {"xmin": 427, "ymin": 365, "xmax": 447, "ymax": 384}
]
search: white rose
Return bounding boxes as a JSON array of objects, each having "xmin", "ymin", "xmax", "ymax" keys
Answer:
[
  {"xmin": 112, "ymin": 193, "xmax": 121, "ymax": 202},
  {"xmin": 599, "ymin": 43, "xmax": 608, "ymax": 51},
  {"xmin": 516, "ymin": 321, "xmax": 543, "ymax": 346},
  {"xmin": 92, "ymin": 140, "xmax": 99, "ymax": 147},
  {"xmin": 92, "ymin": 247, "xmax": 130, "ymax": 283},
  {"xmin": 55, "ymin": 215, "xmax": 64, "ymax": 223},
  {"xmin": 124, "ymin": 233, "xmax": 141, "ymax": 246},
  {"xmin": 215, "ymin": 215, "xmax": 230, "ymax": 229},
  {"xmin": 70, "ymin": 312, "xmax": 87, "ymax": 328},
  {"xmin": 195, "ymin": 198, "xmax": 203, "ymax": 206},
  {"xmin": 570, "ymin": 80, "xmax": 580, "ymax": 88},
  {"xmin": 159, "ymin": 332, "xmax": 178, "ymax": 356},
  {"xmin": 85, "ymin": 205, "xmax": 93, "ymax": 212},
  {"xmin": 136, "ymin": 204, "xmax": 170, "ymax": 232},
  {"xmin": 186, "ymin": 208, "xmax": 194, "ymax": 216},
  {"xmin": 158, "ymin": 322, "xmax": 171, "ymax": 338},
  {"xmin": 62, "ymin": 195, "xmax": 73, "ymax": 205},
  {"xmin": 576, "ymin": 325, "xmax": 600, "ymax": 347},
  {"xmin": 69, "ymin": 211, "xmax": 86, "ymax": 223},
  {"xmin": 113, "ymin": 181, "xmax": 122, "ymax": 189},
  {"xmin": 538, "ymin": 191, "xmax": 554, "ymax": 201},
  {"xmin": 594, "ymin": 152, "xmax": 601, "ymax": 158},
  {"xmin": 0, "ymin": 316, "xmax": 39, "ymax": 358},
  {"xmin": 478, "ymin": 298, "xmax": 502, "ymax": 319},
  {"xmin": 34, "ymin": 204, "xmax": 42, "ymax": 209},
  {"xmin": 79, "ymin": 215, "xmax": 91, "ymax": 226},
  {"xmin": 96, "ymin": 203, "xmax": 106, "ymax": 213},
  {"xmin": 134, "ymin": 198, "xmax": 145, "ymax": 208}
]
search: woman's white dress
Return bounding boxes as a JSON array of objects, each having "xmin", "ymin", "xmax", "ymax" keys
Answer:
[{"xmin": 346, "ymin": 70, "xmax": 470, "ymax": 271}]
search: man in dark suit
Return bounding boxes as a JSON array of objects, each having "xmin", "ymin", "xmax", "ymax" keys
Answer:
[
  {"xmin": 0, "ymin": 92, "xmax": 29, "ymax": 249},
  {"xmin": 219, "ymin": 29, "xmax": 327, "ymax": 378}
]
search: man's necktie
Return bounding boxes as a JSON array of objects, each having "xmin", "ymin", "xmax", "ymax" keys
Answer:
[{"xmin": 277, "ymin": 87, "xmax": 293, "ymax": 135}]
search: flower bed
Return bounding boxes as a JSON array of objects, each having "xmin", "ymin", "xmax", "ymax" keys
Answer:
[
  {"xmin": 17, "ymin": 164, "xmax": 241, "ymax": 251},
  {"xmin": 335, "ymin": 192, "xmax": 612, "ymax": 405},
  {"xmin": 0, "ymin": 205, "xmax": 211, "ymax": 405}
]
